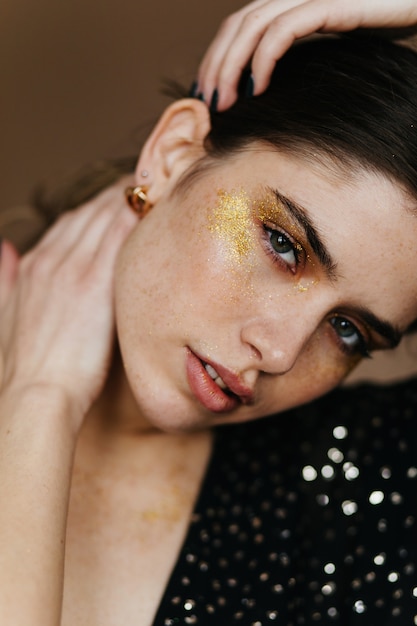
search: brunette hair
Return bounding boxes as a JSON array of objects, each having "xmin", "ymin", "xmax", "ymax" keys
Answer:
[
  {"xmin": 204, "ymin": 36, "xmax": 417, "ymax": 200},
  {"xmin": 36, "ymin": 36, "xmax": 417, "ymax": 219}
]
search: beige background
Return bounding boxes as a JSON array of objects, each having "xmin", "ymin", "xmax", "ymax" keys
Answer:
[{"xmin": 1, "ymin": 0, "xmax": 416, "ymax": 383}]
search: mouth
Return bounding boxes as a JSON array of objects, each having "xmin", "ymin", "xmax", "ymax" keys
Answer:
[
  {"xmin": 204, "ymin": 363, "xmax": 228, "ymax": 390},
  {"xmin": 185, "ymin": 348, "xmax": 254, "ymax": 414}
]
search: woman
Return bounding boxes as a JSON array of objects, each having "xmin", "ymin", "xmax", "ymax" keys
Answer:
[{"xmin": 2, "ymin": 2, "xmax": 417, "ymax": 625}]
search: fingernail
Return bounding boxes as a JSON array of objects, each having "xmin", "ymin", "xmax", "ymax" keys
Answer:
[
  {"xmin": 197, "ymin": 92, "xmax": 205, "ymax": 102},
  {"xmin": 188, "ymin": 80, "xmax": 198, "ymax": 98},
  {"xmin": 245, "ymin": 75, "xmax": 254, "ymax": 98},
  {"xmin": 210, "ymin": 88, "xmax": 218, "ymax": 113}
]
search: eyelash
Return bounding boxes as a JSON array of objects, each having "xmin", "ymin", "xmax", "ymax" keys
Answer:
[
  {"xmin": 329, "ymin": 316, "xmax": 371, "ymax": 359},
  {"xmin": 260, "ymin": 221, "xmax": 371, "ymax": 359},
  {"xmin": 261, "ymin": 222, "xmax": 304, "ymax": 274}
]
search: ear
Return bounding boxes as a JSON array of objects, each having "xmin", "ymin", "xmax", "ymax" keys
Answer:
[{"xmin": 134, "ymin": 98, "xmax": 211, "ymax": 204}]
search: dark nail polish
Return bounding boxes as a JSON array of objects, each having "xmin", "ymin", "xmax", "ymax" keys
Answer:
[
  {"xmin": 0, "ymin": 238, "xmax": 2, "ymax": 259},
  {"xmin": 210, "ymin": 88, "xmax": 218, "ymax": 113},
  {"xmin": 245, "ymin": 75, "xmax": 254, "ymax": 98},
  {"xmin": 188, "ymin": 80, "xmax": 198, "ymax": 98},
  {"xmin": 197, "ymin": 92, "xmax": 205, "ymax": 102}
]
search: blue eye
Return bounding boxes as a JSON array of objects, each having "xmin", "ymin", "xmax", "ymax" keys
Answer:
[
  {"xmin": 330, "ymin": 316, "xmax": 370, "ymax": 358},
  {"xmin": 263, "ymin": 224, "xmax": 300, "ymax": 271}
]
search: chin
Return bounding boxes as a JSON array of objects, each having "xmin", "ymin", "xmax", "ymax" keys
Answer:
[{"xmin": 129, "ymin": 385, "xmax": 212, "ymax": 434}]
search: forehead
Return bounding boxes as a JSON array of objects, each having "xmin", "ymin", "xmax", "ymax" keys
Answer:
[{"xmin": 210, "ymin": 148, "xmax": 417, "ymax": 330}]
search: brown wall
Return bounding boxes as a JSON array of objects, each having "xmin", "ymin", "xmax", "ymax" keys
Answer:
[{"xmin": 1, "ymin": 0, "xmax": 241, "ymax": 211}]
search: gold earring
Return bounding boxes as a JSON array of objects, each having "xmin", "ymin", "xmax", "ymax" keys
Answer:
[{"xmin": 124, "ymin": 185, "xmax": 153, "ymax": 218}]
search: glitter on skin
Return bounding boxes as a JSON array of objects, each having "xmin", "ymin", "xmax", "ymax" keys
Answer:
[
  {"xmin": 207, "ymin": 188, "xmax": 319, "ymax": 300},
  {"xmin": 255, "ymin": 190, "xmax": 320, "ymax": 281},
  {"xmin": 207, "ymin": 187, "xmax": 291, "ymax": 264},
  {"xmin": 256, "ymin": 192, "xmax": 286, "ymax": 225},
  {"xmin": 207, "ymin": 189, "xmax": 254, "ymax": 262},
  {"xmin": 293, "ymin": 280, "xmax": 319, "ymax": 294}
]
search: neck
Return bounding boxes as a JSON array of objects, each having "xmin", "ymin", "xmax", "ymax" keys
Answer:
[{"xmin": 82, "ymin": 345, "xmax": 157, "ymax": 441}]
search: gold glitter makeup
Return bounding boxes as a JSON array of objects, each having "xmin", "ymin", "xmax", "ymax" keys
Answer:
[
  {"xmin": 207, "ymin": 187, "xmax": 316, "ymax": 302},
  {"xmin": 255, "ymin": 191, "xmax": 286, "ymax": 225},
  {"xmin": 255, "ymin": 189, "xmax": 320, "ymax": 274},
  {"xmin": 292, "ymin": 279, "xmax": 319, "ymax": 294},
  {"xmin": 207, "ymin": 189, "xmax": 254, "ymax": 262},
  {"xmin": 255, "ymin": 191, "xmax": 303, "ymax": 252}
]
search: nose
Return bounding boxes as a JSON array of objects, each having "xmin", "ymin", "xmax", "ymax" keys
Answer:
[{"xmin": 240, "ymin": 301, "xmax": 323, "ymax": 375}]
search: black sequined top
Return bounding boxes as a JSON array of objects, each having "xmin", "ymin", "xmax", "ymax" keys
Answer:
[{"xmin": 153, "ymin": 378, "xmax": 417, "ymax": 625}]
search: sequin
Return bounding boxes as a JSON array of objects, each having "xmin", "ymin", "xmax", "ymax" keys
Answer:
[
  {"xmin": 353, "ymin": 600, "xmax": 366, "ymax": 614},
  {"xmin": 333, "ymin": 426, "xmax": 348, "ymax": 439},
  {"xmin": 327, "ymin": 447, "xmax": 344, "ymax": 463},
  {"xmin": 302, "ymin": 465, "xmax": 318, "ymax": 481},
  {"xmin": 374, "ymin": 554, "xmax": 386, "ymax": 566},
  {"xmin": 369, "ymin": 490, "xmax": 384, "ymax": 505},
  {"xmin": 407, "ymin": 467, "xmax": 417, "ymax": 479},
  {"xmin": 344, "ymin": 464, "xmax": 360, "ymax": 481},
  {"xmin": 184, "ymin": 600, "xmax": 195, "ymax": 611},
  {"xmin": 321, "ymin": 583, "xmax": 336, "ymax": 596},
  {"xmin": 342, "ymin": 500, "xmax": 358, "ymax": 516},
  {"xmin": 153, "ymin": 378, "xmax": 417, "ymax": 625},
  {"xmin": 321, "ymin": 465, "xmax": 335, "ymax": 479},
  {"xmin": 381, "ymin": 466, "xmax": 392, "ymax": 479},
  {"xmin": 388, "ymin": 572, "xmax": 399, "ymax": 583},
  {"xmin": 391, "ymin": 492, "xmax": 403, "ymax": 505}
]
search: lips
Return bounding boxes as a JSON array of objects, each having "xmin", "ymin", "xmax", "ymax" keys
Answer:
[{"xmin": 185, "ymin": 348, "xmax": 254, "ymax": 414}]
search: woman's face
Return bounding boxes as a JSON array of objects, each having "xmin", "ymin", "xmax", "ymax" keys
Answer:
[{"xmin": 115, "ymin": 147, "xmax": 417, "ymax": 431}]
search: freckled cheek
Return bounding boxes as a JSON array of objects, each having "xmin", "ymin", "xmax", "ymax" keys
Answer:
[
  {"xmin": 298, "ymin": 327, "xmax": 362, "ymax": 394},
  {"xmin": 196, "ymin": 247, "xmax": 263, "ymax": 313},
  {"xmin": 115, "ymin": 236, "xmax": 182, "ymax": 344}
]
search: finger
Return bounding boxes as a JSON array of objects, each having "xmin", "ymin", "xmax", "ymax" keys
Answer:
[
  {"xmin": 27, "ymin": 192, "xmax": 105, "ymax": 256},
  {"xmin": 0, "ymin": 240, "xmax": 20, "ymax": 307},
  {"xmin": 23, "ymin": 183, "xmax": 131, "ymax": 274},
  {"xmin": 251, "ymin": 0, "xmax": 338, "ymax": 95},
  {"xmin": 216, "ymin": 0, "xmax": 356, "ymax": 108},
  {"xmin": 250, "ymin": 0, "xmax": 370, "ymax": 94},
  {"xmin": 58, "ymin": 186, "xmax": 128, "ymax": 266},
  {"xmin": 85, "ymin": 190, "xmax": 137, "ymax": 281},
  {"xmin": 197, "ymin": 0, "xmax": 273, "ymax": 104},
  {"xmin": 213, "ymin": 0, "xmax": 308, "ymax": 110}
]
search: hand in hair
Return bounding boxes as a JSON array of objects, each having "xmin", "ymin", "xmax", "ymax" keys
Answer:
[
  {"xmin": 198, "ymin": 0, "xmax": 417, "ymax": 111},
  {"xmin": 0, "ymin": 182, "xmax": 136, "ymax": 432}
]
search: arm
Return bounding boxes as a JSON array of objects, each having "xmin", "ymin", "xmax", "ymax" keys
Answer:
[
  {"xmin": 0, "ymin": 386, "xmax": 76, "ymax": 626},
  {"xmin": 0, "ymin": 184, "xmax": 136, "ymax": 624},
  {"xmin": 198, "ymin": 0, "xmax": 417, "ymax": 110}
]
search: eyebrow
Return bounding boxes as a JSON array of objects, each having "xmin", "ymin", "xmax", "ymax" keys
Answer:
[
  {"xmin": 271, "ymin": 188, "xmax": 338, "ymax": 281},
  {"xmin": 270, "ymin": 188, "xmax": 402, "ymax": 349},
  {"xmin": 352, "ymin": 306, "xmax": 402, "ymax": 350}
]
